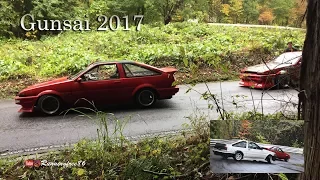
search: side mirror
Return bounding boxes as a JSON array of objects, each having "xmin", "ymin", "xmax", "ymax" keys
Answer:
[{"xmin": 76, "ymin": 77, "xmax": 83, "ymax": 82}]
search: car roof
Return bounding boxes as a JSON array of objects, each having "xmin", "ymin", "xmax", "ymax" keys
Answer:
[{"xmin": 90, "ymin": 60, "xmax": 137, "ymax": 66}]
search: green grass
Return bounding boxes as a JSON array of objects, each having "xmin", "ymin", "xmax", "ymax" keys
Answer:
[
  {"xmin": 0, "ymin": 22, "xmax": 305, "ymax": 81},
  {"xmin": 0, "ymin": 109, "xmax": 301, "ymax": 179},
  {"xmin": 0, "ymin": 22, "xmax": 306, "ymax": 99}
]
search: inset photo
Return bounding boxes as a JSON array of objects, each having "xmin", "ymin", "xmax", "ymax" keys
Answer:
[{"xmin": 210, "ymin": 120, "xmax": 304, "ymax": 173}]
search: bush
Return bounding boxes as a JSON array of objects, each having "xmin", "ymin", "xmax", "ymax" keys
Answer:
[{"xmin": 0, "ymin": 23, "xmax": 305, "ymax": 81}]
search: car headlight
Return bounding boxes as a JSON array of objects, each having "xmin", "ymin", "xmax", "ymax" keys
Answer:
[
  {"xmin": 279, "ymin": 70, "xmax": 287, "ymax": 74},
  {"xmin": 18, "ymin": 92, "xmax": 27, "ymax": 97},
  {"xmin": 15, "ymin": 99, "xmax": 20, "ymax": 104}
]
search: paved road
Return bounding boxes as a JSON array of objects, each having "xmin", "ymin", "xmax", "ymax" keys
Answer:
[
  {"xmin": 0, "ymin": 81, "xmax": 298, "ymax": 155},
  {"xmin": 210, "ymin": 147, "xmax": 304, "ymax": 173},
  {"xmin": 208, "ymin": 23, "xmax": 305, "ymax": 30}
]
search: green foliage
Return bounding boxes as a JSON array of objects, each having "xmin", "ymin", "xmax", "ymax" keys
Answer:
[
  {"xmin": 212, "ymin": 112, "xmax": 304, "ymax": 147},
  {"xmin": 0, "ymin": 23, "xmax": 305, "ymax": 81},
  {"xmin": 0, "ymin": 103, "xmax": 209, "ymax": 179},
  {"xmin": 243, "ymin": 0, "xmax": 260, "ymax": 24}
]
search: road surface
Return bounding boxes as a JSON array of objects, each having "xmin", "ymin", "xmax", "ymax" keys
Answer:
[
  {"xmin": 210, "ymin": 147, "xmax": 304, "ymax": 173},
  {"xmin": 207, "ymin": 23, "xmax": 305, "ymax": 30},
  {"xmin": 0, "ymin": 81, "xmax": 298, "ymax": 155}
]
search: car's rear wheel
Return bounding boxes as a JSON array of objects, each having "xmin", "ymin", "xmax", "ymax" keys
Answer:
[
  {"xmin": 38, "ymin": 95, "xmax": 61, "ymax": 115},
  {"xmin": 233, "ymin": 152, "xmax": 243, "ymax": 161},
  {"xmin": 135, "ymin": 89, "xmax": 157, "ymax": 107}
]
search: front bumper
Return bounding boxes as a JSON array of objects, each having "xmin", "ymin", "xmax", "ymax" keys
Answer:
[
  {"xmin": 239, "ymin": 80, "xmax": 274, "ymax": 89},
  {"xmin": 15, "ymin": 96, "xmax": 38, "ymax": 112},
  {"xmin": 239, "ymin": 73, "xmax": 275, "ymax": 89}
]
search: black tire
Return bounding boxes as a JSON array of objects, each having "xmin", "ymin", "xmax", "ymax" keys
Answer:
[
  {"xmin": 135, "ymin": 89, "xmax": 157, "ymax": 107},
  {"xmin": 233, "ymin": 152, "xmax": 243, "ymax": 161},
  {"xmin": 266, "ymin": 155, "xmax": 272, "ymax": 164},
  {"xmin": 284, "ymin": 157, "xmax": 289, "ymax": 162},
  {"xmin": 274, "ymin": 75, "xmax": 290, "ymax": 89},
  {"xmin": 38, "ymin": 95, "xmax": 61, "ymax": 115}
]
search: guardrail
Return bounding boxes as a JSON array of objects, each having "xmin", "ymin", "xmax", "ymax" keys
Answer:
[{"xmin": 210, "ymin": 139, "xmax": 303, "ymax": 154}]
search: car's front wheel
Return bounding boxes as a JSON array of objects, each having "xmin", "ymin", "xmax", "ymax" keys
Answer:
[
  {"xmin": 284, "ymin": 157, "xmax": 289, "ymax": 162},
  {"xmin": 135, "ymin": 89, "xmax": 157, "ymax": 107},
  {"xmin": 38, "ymin": 95, "xmax": 61, "ymax": 115},
  {"xmin": 266, "ymin": 155, "xmax": 273, "ymax": 164},
  {"xmin": 233, "ymin": 152, "xmax": 243, "ymax": 161}
]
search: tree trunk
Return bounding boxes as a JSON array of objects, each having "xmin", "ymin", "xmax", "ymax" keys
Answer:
[
  {"xmin": 164, "ymin": 15, "xmax": 172, "ymax": 25},
  {"xmin": 300, "ymin": 0, "xmax": 320, "ymax": 179}
]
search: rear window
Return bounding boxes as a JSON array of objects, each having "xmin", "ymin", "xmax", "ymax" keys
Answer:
[
  {"xmin": 123, "ymin": 64, "xmax": 161, "ymax": 77},
  {"xmin": 232, "ymin": 141, "xmax": 247, "ymax": 148}
]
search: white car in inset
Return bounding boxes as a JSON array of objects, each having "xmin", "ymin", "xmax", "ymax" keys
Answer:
[{"xmin": 212, "ymin": 140, "xmax": 276, "ymax": 163}]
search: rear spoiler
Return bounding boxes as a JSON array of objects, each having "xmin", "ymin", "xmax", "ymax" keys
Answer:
[{"xmin": 160, "ymin": 67, "xmax": 178, "ymax": 73}]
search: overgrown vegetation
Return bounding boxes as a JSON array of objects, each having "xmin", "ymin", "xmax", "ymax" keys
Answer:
[
  {"xmin": 211, "ymin": 119, "xmax": 304, "ymax": 148},
  {"xmin": 0, "ymin": 23, "xmax": 305, "ymax": 98},
  {"xmin": 0, "ymin": 103, "xmax": 210, "ymax": 179},
  {"xmin": 0, "ymin": 0, "xmax": 306, "ymax": 38},
  {"xmin": 0, "ymin": 107, "xmax": 302, "ymax": 179}
]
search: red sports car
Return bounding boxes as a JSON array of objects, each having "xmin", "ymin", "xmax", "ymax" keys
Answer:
[
  {"xmin": 266, "ymin": 146, "xmax": 290, "ymax": 162},
  {"xmin": 15, "ymin": 61, "xmax": 179, "ymax": 115},
  {"xmin": 239, "ymin": 51, "xmax": 302, "ymax": 89}
]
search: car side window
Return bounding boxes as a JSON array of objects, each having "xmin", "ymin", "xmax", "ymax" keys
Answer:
[
  {"xmin": 248, "ymin": 142, "xmax": 260, "ymax": 149},
  {"xmin": 123, "ymin": 64, "xmax": 160, "ymax": 78},
  {"xmin": 83, "ymin": 64, "xmax": 119, "ymax": 81},
  {"xmin": 232, "ymin": 141, "xmax": 247, "ymax": 148}
]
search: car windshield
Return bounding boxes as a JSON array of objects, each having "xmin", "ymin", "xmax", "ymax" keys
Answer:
[
  {"xmin": 273, "ymin": 52, "xmax": 302, "ymax": 64},
  {"xmin": 68, "ymin": 64, "xmax": 93, "ymax": 80}
]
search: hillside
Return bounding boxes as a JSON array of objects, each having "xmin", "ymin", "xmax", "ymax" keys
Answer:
[{"xmin": 0, "ymin": 23, "xmax": 306, "ymax": 98}]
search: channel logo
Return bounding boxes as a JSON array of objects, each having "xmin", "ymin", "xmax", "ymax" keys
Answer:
[{"xmin": 24, "ymin": 159, "xmax": 41, "ymax": 168}]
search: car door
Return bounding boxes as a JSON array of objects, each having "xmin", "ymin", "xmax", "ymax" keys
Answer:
[
  {"xmin": 71, "ymin": 63, "xmax": 124, "ymax": 106},
  {"xmin": 276, "ymin": 148, "xmax": 286, "ymax": 159},
  {"xmin": 248, "ymin": 142, "xmax": 263, "ymax": 159}
]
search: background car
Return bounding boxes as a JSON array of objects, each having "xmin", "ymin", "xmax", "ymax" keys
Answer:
[
  {"xmin": 212, "ymin": 140, "xmax": 276, "ymax": 163},
  {"xmin": 265, "ymin": 146, "xmax": 291, "ymax": 162},
  {"xmin": 239, "ymin": 51, "xmax": 302, "ymax": 89},
  {"xmin": 15, "ymin": 60, "xmax": 179, "ymax": 115}
]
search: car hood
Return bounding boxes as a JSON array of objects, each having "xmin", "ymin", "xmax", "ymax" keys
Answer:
[
  {"xmin": 243, "ymin": 62, "xmax": 292, "ymax": 73},
  {"xmin": 25, "ymin": 77, "xmax": 69, "ymax": 90}
]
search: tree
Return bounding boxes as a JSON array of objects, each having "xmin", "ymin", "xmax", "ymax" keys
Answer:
[
  {"xmin": 238, "ymin": 120, "xmax": 252, "ymax": 139},
  {"xmin": 208, "ymin": 0, "xmax": 223, "ymax": 22},
  {"xmin": 242, "ymin": 0, "xmax": 259, "ymax": 24},
  {"xmin": 289, "ymin": 0, "xmax": 307, "ymax": 27},
  {"xmin": 258, "ymin": 8, "xmax": 274, "ymax": 25},
  {"xmin": 229, "ymin": 0, "xmax": 244, "ymax": 23},
  {"xmin": 150, "ymin": 0, "xmax": 187, "ymax": 25},
  {"xmin": 269, "ymin": 0, "xmax": 294, "ymax": 26},
  {"xmin": 300, "ymin": 0, "xmax": 320, "ymax": 179}
]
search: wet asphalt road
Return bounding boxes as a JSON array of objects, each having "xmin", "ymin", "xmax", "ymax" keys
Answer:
[
  {"xmin": 210, "ymin": 147, "xmax": 304, "ymax": 173},
  {"xmin": 0, "ymin": 81, "xmax": 298, "ymax": 153}
]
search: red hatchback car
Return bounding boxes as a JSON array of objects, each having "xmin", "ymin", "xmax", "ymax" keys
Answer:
[
  {"xmin": 266, "ymin": 146, "xmax": 290, "ymax": 162},
  {"xmin": 239, "ymin": 51, "xmax": 302, "ymax": 89},
  {"xmin": 15, "ymin": 61, "xmax": 179, "ymax": 115}
]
